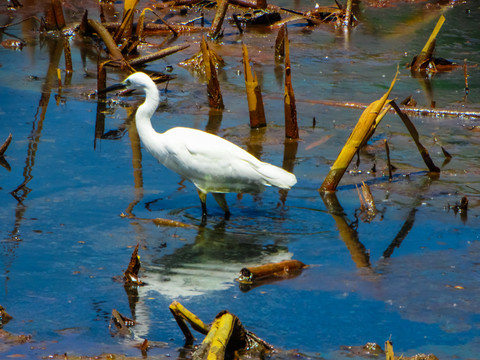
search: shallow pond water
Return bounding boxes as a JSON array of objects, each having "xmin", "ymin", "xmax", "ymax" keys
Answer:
[{"xmin": 1, "ymin": 1, "xmax": 480, "ymax": 359}]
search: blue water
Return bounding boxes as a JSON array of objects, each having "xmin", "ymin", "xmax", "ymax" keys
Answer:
[{"xmin": 1, "ymin": 1, "xmax": 480, "ymax": 359}]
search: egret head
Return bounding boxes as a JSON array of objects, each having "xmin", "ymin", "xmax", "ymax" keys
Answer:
[
  {"xmin": 123, "ymin": 72, "xmax": 153, "ymax": 89},
  {"xmin": 98, "ymin": 72, "xmax": 153, "ymax": 95}
]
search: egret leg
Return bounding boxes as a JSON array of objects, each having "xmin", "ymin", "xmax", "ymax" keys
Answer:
[
  {"xmin": 197, "ymin": 190, "xmax": 208, "ymax": 219},
  {"xmin": 212, "ymin": 193, "xmax": 231, "ymax": 219}
]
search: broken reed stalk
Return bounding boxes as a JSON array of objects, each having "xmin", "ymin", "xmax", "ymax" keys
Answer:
[
  {"xmin": 128, "ymin": 44, "xmax": 190, "ymax": 66},
  {"xmin": 237, "ymin": 259, "xmax": 307, "ymax": 283},
  {"xmin": 283, "ymin": 26, "xmax": 299, "ymax": 139},
  {"xmin": 384, "ymin": 139, "xmax": 393, "ymax": 181},
  {"xmin": 275, "ymin": 24, "xmax": 285, "ymax": 57},
  {"xmin": 87, "ymin": 19, "xmax": 124, "ymax": 62},
  {"xmin": 63, "ymin": 36, "xmax": 73, "ymax": 73},
  {"xmin": 385, "ymin": 340, "xmax": 394, "ymax": 360},
  {"xmin": 411, "ymin": 15, "xmax": 445, "ymax": 71},
  {"xmin": 44, "ymin": 0, "xmax": 65, "ymax": 31},
  {"xmin": 242, "ymin": 44, "xmax": 266, "ymax": 128},
  {"xmin": 97, "ymin": 60, "xmax": 107, "ymax": 99},
  {"xmin": 201, "ymin": 36, "xmax": 224, "ymax": 109},
  {"xmin": 389, "ymin": 100, "xmax": 440, "ymax": 173},
  {"xmin": 209, "ymin": 0, "xmax": 229, "ymax": 39},
  {"xmin": 0, "ymin": 134, "xmax": 12, "ymax": 156},
  {"xmin": 464, "ymin": 59, "xmax": 469, "ymax": 94},
  {"xmin": 343, "ymin": 0, "xmax": 353, "ymax": 27},
  {"xmin": 124, "ymin": 243, "xmax": 143, "ymax": 285},
  {"xmin": 113, "ymin": 0, "xmax": 139, "ymax": 44},
  {"xmin": 319, "ymin": 68, "xmax": 399, "ymax": 192},
  {"xmin": 208, "ymin": 313, "xmax": 235, "ymax": 359},
  {"xmin": 169, "ymin": 301, "xmax": 209, "ymax": 345}
]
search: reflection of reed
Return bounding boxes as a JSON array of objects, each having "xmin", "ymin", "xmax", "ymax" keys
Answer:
[
  {"xmin": 11, "ymin": 39, "xmax": 63, "ymax": 202},
  {"xmin": 205, "ymin": 108, "xmax": 223, "ymax": 134},
  {"xmin": 125, "ymin": 109, "xmax": 144, "ymax": 217},
  {"xmin": 321, "ymin": 192, "xmax": 370, "ymax": 268},
  {"xmin": 3, "ymin": 38, "xmax": 64, "ymax": 291}
]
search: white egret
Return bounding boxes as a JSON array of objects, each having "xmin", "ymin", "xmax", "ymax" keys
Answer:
[{"xmin": 103, "ymin": 72, "xmax": 297, "ymax": 219}]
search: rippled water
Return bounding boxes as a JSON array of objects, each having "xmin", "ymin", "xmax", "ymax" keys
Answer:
[{"xmin": 1, "ymin": 1, "xmax": 480, "ymax": 359}]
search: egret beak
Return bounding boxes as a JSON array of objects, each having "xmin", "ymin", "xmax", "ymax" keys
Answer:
[{"xmin": 97, "ymin": 81, "xmax": 127, "ymax": 95}]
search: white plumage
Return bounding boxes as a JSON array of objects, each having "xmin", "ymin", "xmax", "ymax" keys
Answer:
[{"xmin": 119, "ymin": 72, "xmax": 297, "ymax": 218}]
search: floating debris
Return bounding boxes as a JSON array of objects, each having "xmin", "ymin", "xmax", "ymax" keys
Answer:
[
  {"xmin": 408, "ymin": 15, "xmax": 459, "ymax": 74},
  {"xmin": 340, "ymin": 342, "xmax": 384, "ymax": 357},
  {"xmin": 236, "ymin": 259, "xmax": 307, "ymax": 285},
  {"xmin": 0, "ymin": 305, "xmax": 13, "ymax": 325},
  {"xmin": 124, "ymin": 243, "xmax": 144, "ymax": 286},
  {"xmin": 169, "ymin": 301, "xmax": 274, "ymax": 358}
]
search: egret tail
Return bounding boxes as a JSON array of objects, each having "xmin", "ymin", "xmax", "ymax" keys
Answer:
[{"xmin": 256, "ymin": 162, "xmax": 297, "ymax": 189}]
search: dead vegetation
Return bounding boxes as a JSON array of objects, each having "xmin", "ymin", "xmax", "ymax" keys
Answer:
[{"xmin": 0, "ymin": 0, "xmax": 475, "ymax": 359}]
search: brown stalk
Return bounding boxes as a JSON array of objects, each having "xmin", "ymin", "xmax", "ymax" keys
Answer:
[
  {"xmin": 63, "ymin": 37, "xmax": 73, "ymax": 73},
  {"xmin": 114, "ymin": 0, "xmax": 139, "ymax": 44},
  {"xmin": 0, "ymin": 134, "xmax": 12, "ymax": 157},
  {"xmin": 319, "ymin": 68, "xmax": 398, "ymax": 192},
  {"xmin": 153, "ymin": 11, "xmax": 179, "ymax": 37},
  {"xmin": 237, "ymin": 260, "xmax": 307, "ymax": 284},
  {"xmin": 124, "ymin": 243, "xmax": 143, "ymax": 285},
  {"xmin": 390, "ymin": 100, "xmax": 440, "ymax": 173},
  {"xmin": 209, "ymin": 0, "xmax": 229, "ymax": 39},
  {"xmin": 283, "ymin": 26, "xmax": 299, "ymax": 139},
  {"xmin": 44, "ymin": 0, "xmax": 65, "ymax": 31},
  {"xmin": 464, "ymin": 59, "xmax": 469, "ymax": 94},
  {"xmin": 201, "ymin": 36, "xmax": 224, "ymax": 109},
  {"xmin": 102, "ymin": 22, "xmax": 202, "ymax": 35},
  {"xmin": 384, "ymin": 139, "xmax": 393, "ymax": 181},
  {"xmin": 87, "ymin": 19, "xmax": 125, "ymax": 63},
  {"xmin": 275, "ymin": 24, "xmax": 285, "ymax": 57},
  {"xmin": 96, "ymin": 61, "xmax": 107, "ymax": 98},
  {"xmin": 127, "ymin": 44, "xmax": 190, "ymax": 66},
  {"xmin": 242, "ymin": 44, "xmax": 266, "ymax": 128}
]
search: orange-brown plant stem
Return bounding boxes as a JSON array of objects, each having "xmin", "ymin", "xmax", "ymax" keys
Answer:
[
  {"xmin": 239, "ymin": 260, "xmax": 307, "ymax": 282},
  {"xmin": 87, "ymin": 19, "xmax": 124, "ymax": 62},
  {"xmin": 284, "ymin": 26, "xmax": 299, "ymax": 139},
  {"xmin": 201, "ymin": 36, "xmax": 224, "ymax": 109},
  {"xmin": 384, "ymin": 139, "xmax": 392, "ymax": 181},
  {"xmin": 0, "ymin": 134, "xmax": 12, "ymax": 157},
  {"xmin": 242, "ymin": 44, "xmax": 266, "ymax": 128},
  {"xmin": 209, "ymin": 0, "xmax": 229, "ymax": 39},
  {"xmin": 128, "ymin": 44, "xmax": 190, "ymax": 66}
]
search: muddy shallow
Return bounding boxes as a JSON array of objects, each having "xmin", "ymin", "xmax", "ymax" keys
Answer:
[{"xmin": 1, "ymin": 1, "xmax": 480, "ymax": 359}]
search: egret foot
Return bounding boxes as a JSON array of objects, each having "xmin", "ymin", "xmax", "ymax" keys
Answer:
[
  {"xmin": 212, "ymin": 193, "xmax": 230, "ymax": 219},
  {"xmin": 198, "ymin": 190, "xmax": 208, "ymax": 219}
]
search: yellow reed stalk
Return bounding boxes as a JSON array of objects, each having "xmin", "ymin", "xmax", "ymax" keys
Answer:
[
  {"xmin": 421, "ymin": 15, "xmax": 445, "ymax": 54},
  {"xmin": 207, "ymin": 313, "xmax": 235, "ymax": 360},
  {"xmin": 320, "ymin": 67, "xmax": 399, "ymax": 192},
  {"xmin": 169, "ymin": 301, "xmax": 209, "ymax": 335},
  {"xmin": 385, "ymin": 340, "xmax": 394, "ymax": 360}
]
